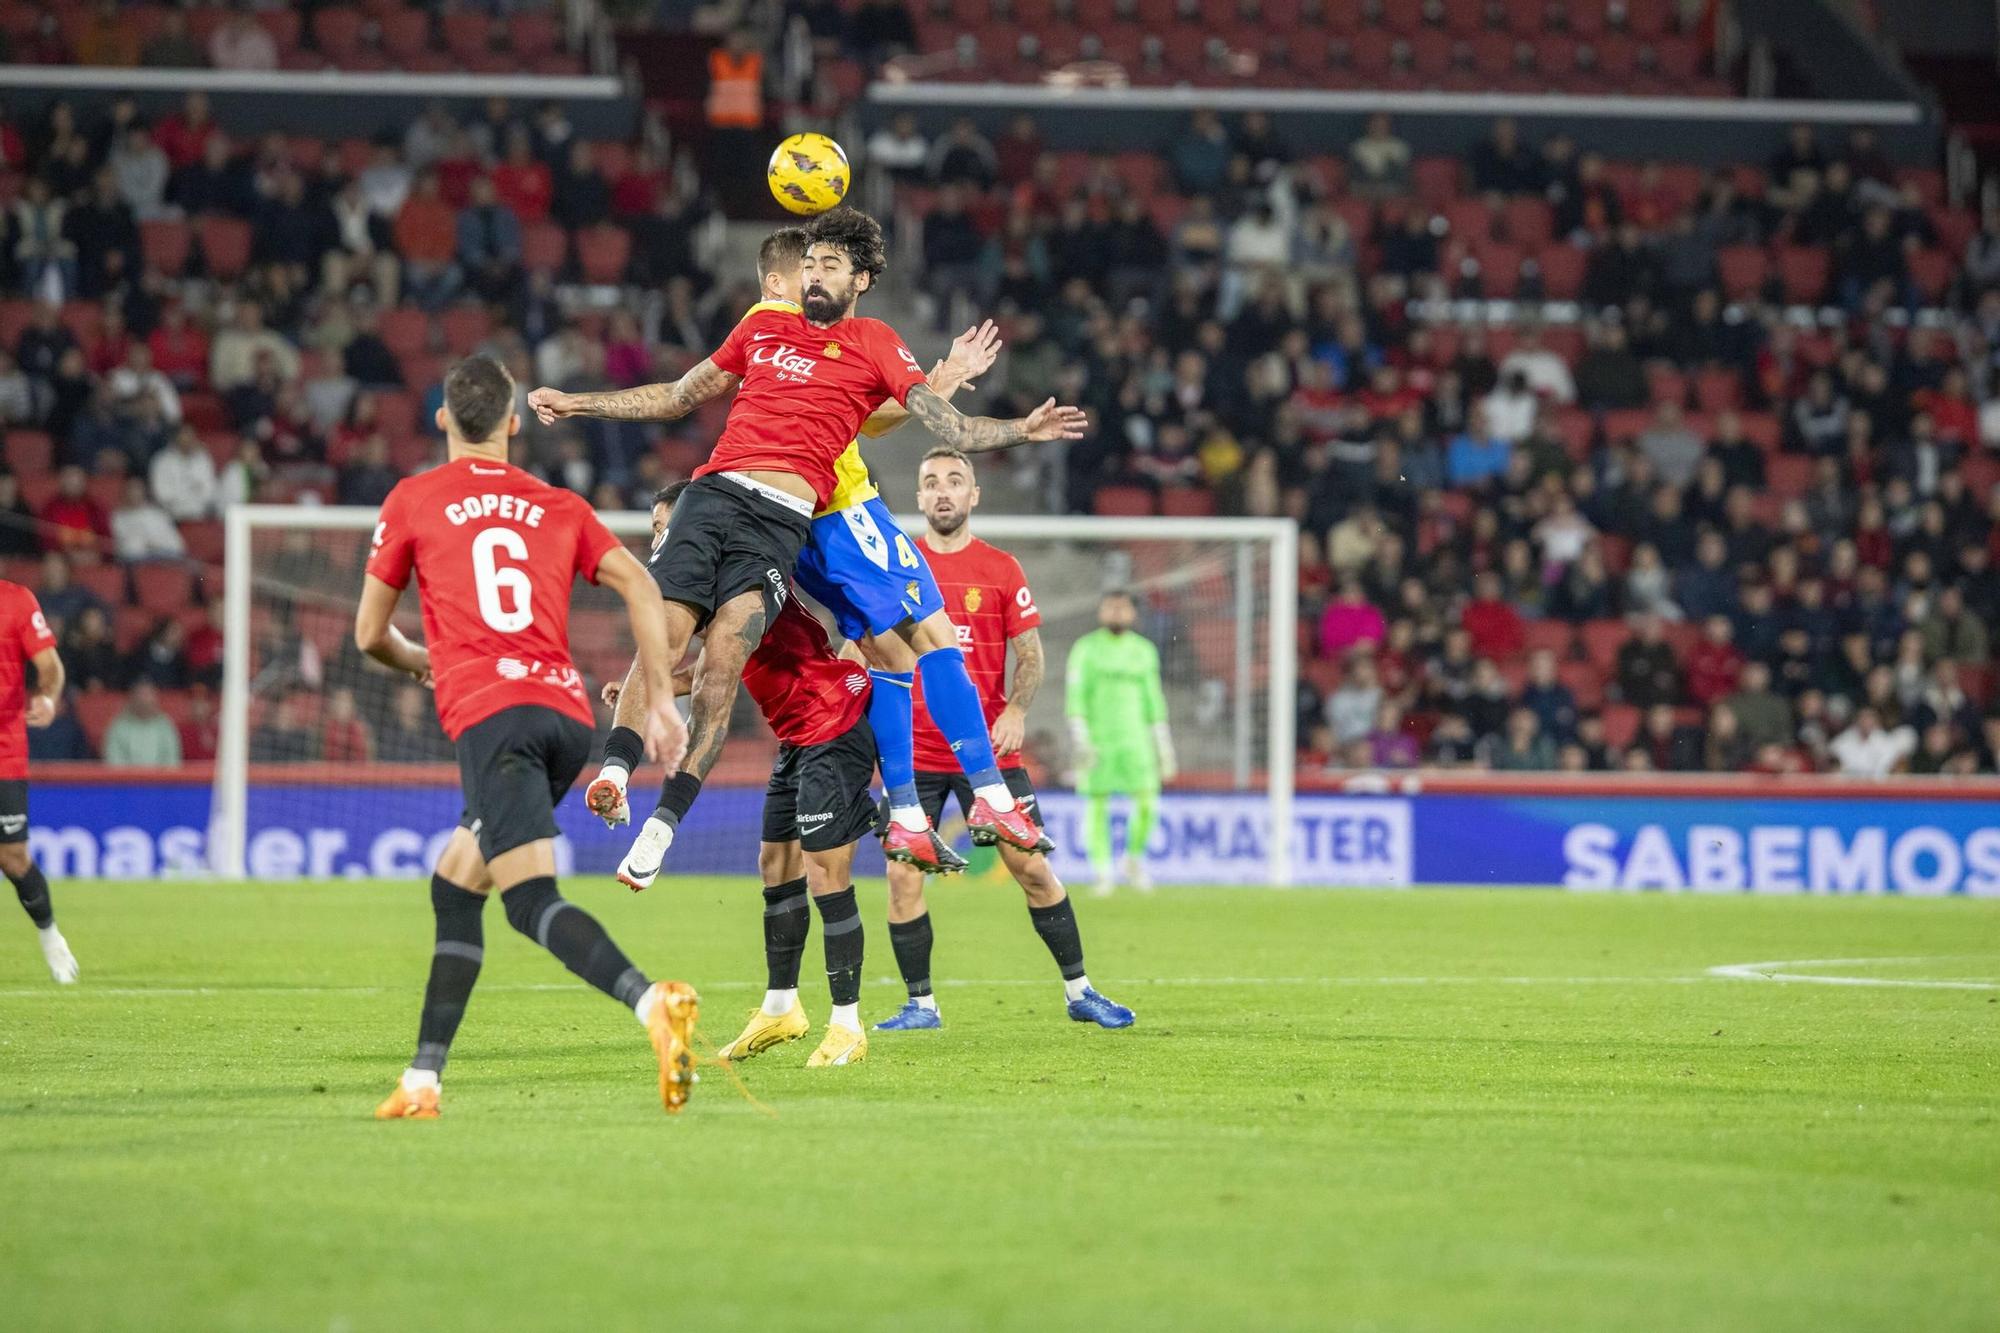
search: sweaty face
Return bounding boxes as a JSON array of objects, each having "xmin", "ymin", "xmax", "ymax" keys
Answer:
[
  {"xmin": 1099, "ymin": 597, "xmax": 1136, "ymax": 634},
  {"xmin": 801, "ymin": 244, "xmax": 864, "ymax": 323},
  {"xmin": 918, "ymin": 459, "xmax": 977, "ymax": 537}
]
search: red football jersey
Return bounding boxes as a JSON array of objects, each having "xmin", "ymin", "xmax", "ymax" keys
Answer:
[
  {"xmin": 743, "ymin": 592, "xmax": 870, "ymax": 747},
  {"xmin": 700, "ymin": 302, "xmax": 927, "ymax": 508},
  {"xmin": 910, "ymin": 535, "xmax": 1040, "ymax": 772},
  {"xmin": 366, "ymin": 457, "xmax": 622, "ymax": 740},
  {"xmin": 0, "ymin": 581, "xmax": 56, "ymax": 780}
]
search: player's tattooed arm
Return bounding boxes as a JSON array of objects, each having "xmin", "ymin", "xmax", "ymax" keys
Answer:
[
  {"xmin": 903, "ymin": 384, "xmax": 1089, "ymax": 453},
  {"xmin": 861, "ymin": 321, "xmax": 1003, "ymax": 438},
  {"xmin": 528, "ymin": 359, "xmax": 742, "ymax": 425},
  {"xmin": 991, "ymin": 628, "xmax": 1043, "ymax": 756}
]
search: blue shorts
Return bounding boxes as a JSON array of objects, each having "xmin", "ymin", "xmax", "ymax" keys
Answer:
[{"xmin": 792, "ymin": 495, "xmax": 945, "ymax": 642}]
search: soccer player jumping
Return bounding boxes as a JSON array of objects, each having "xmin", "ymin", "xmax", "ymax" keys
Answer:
[
  {"xmin": 528, "ymin": 207, "xmax": 1082, "ymax": 887},
  {"xmin": 355, "ymin": 355, "xmax": 702, "ymax": 1118},
  {"xmin": 1067, "ymin": 591, "xmax": 1176, "ymax": 895},
  {"xmin": 875, "ymin": 448, "xmax": 1134, "ymax": 1032},
  {"xmin": 0, "ymin": 578, "xmax": 76, "ymax": 983}
]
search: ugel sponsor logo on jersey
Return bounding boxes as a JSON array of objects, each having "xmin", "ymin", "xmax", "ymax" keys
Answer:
[
  {"xmin": 748, "ymin": 343, "xmax": 818, "ymax": 378},
  {"xmin": 496, "ymin": 658, "xmax": 529, "ymax": 680}
]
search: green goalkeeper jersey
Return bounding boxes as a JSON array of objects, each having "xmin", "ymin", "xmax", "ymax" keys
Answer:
[{"xmin": 1065, "ymin": 628, "xmax": 1167, "ymax": 751}]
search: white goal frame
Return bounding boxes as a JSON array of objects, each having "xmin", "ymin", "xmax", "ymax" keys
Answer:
[{"xmin": 216, "ymin": 505, "xmax": 1298, "ymax": 883}]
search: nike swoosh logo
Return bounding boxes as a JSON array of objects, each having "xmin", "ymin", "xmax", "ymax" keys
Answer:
[{"xmin": 752, "ymin": 332, "xmax": 780, "ymax": 341}]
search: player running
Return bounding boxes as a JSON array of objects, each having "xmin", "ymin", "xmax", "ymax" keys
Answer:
[
  {"xmin": 1068, "ymin": 591, "xmax": 1177, "ymax": 895},
  {"xmin": 0, "ymin": 580, "xmax": 76, "ymax": 983},
  {"xmin": 875, "ymin": 448, "xmax": 1134, "ymax": 1032},
  {"xmin": 355, "ymin": 354, "xmax": 702, "ymax": 1118},
  {"xmin": 601, "ymin": 482, "xmax": 881, "ymax": 1067},
  {"xmin": 527, "ymin": 207, "xmax": 1078, "ymax": 886}
]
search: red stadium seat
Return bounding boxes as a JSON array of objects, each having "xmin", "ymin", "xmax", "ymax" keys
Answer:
[
  {"xmin": 441, "ymin": 11, "xmax": 493, "ymax": 64},
  {"xmin": 1559, "ymin": 660, "xmax": 1606, "ymax": 710},
  {"xmin": 369, "ymin": 390, "xmax": 419, "ymax": 439},
  {"xmin": 1412, "ymin": 156, "xmax": 1461, "ymax": 207},
  {"xmin": 141, "ymin": 219, "xmax": 193, "ymax": 277},
  {"xmin": 378, "ymin": 306, "xmax": 431, "ymax": 359},
  {"xmin": 178, "ymin": 521, "xmax": 224, "ymax": 566},
  {"xmin": 1444, "ymin": 198, "xmax": 1491, "ymax": 242},
  {"xmin": 1909, "ymin": 248, "xmax": 1954, "ymax": 304},
  {"xmin": 197, "ymin": 215, "xmax": 253, "ymax": 279},
  {"xmin": 1692, "ymin": 366, "xmax": 1741, "ymax": 412},
  {"xmin": 73, "ymin": 563, "xmax": 126, "ymax": 607},
  {"xmin": 312, "ymin": 7, "xmax": 366, "ymax": 64},
  {"xmin": 1159, "ymin": 487, "xmax": 1216, "ymax": 517},
  {"xmin": 1766, "ymin": 454, "xmax": 1813, "ymax": 500},
  {"xmin": 72, "ymin": 691, "xmax": 125, "ymax": 754},
  {"xmin": 522, "ymin": 222, "xmax": 569, "ymax": 273},
  {"xmin": 509, "ymin": 12, "xmax": 560, "ymax": 59},
  {"xmin": 1536, "ymin": 243, "xmax": 1586, "ymax": 299},
  {"xmin": 1600, "ymin": 703, "xmax": 1641, "ymax": 749},
  {"xmin": 1716, "ymin": 245, "xmax": 1767, "ymax": 301},
  {"xmin": 381, "ymin": 9, "xmax": 434, "ymax": 64},
  {"xmin": 1092, "ymin": 486, "xmax": 1157, "ymax": 516},
  {"xmin": 1580, "ymin": 619, "xmax": 1630, "ymax": 673},
  {"xmin": 575, "ymin": 225, "xmax": 632, "ymax": 284},
  {"xmin": 5, "ymin": 429, "xmax": 53, "ymax": 475},
  {"xmin": 1645, "ymin": 362, "xmax": 1687, "ymax": 407},
  {"xmin": 1738, "ymin": 411, "xmax": 1781, "ymax": 451},
  {"xmin": 1501, "ymin": 197, "xmax": 1554, "ymax": 248},
  {"xmin": 1523, "ymin": 620, "xmax": 1576, "ymax": 659},
  {"xmin": 1775, "ymin": 246, "xmax": 1830, "ymax": 305},
  {"xmin": 439, "ymin": 305, "xmax": 493, "ymax": 354},
  {"xmin": 133, "ymin": 563, "xmax": 195, "ymax": 616}
]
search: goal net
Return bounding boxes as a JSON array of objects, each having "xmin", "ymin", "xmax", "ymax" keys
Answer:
[{"xmin": 213, "ymin": 506, "xmax": 1297, "ymax": 884}]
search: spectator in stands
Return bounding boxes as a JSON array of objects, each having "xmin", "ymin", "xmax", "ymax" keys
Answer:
[
  {"xmin": 177, "ymin": 688, "xmax": 217, "ymax": 761},
  {"xmin": 494, "ymin": 126, "xmax": 553, "ymax": 225},
  {"xmin": 1319, "ymin": 576, "xmax": 1385, "ymax": 660},
  {"xmin": 849, "ymin": 0, "xmax": 917, "ymax": 66},
  {"xmin": 336, "ymin": 433, "xmax": 398, "ymax": 507},
  {"xmin": 1621, "ymin": 541, "xmax": 1679, "ymax": 620},
  {"xmin": 28, "ymin": 694, "xmax": 91, "ymax": 761},
  {"xmin": 1573, "ymin": 321, "xmax": 1647, "ymax": 411},
  {"xmin": 1367, "ymin": 700, "xmax": 1419, "ymax": 768},
  {"xmin": 1616, "ymin": 614, "xmax": 1681, "ymax": 708},
  {"xmin": 1458, "ymin": 658, "xmax": 1512, "ymax": 742},
  {"xmin": 110, "ymin": 477, "xmax": 185, "ymax": 562},
  {"xmin": 1637, "ymin": 400, "xmax": 1704, "ymax": 488},
  {"xmin": 39, "ymin": 465, "xmax": 105, "ymax": 557},
  {"xmin": 11, "ymin": 180, "xmax": 77, "ymax": 301},
  {"xmin": 74, "ymin": 0, "xmax": 137, "ymax": 66},
  {"xmin": 1685, "ymin": 614, "xmax": 1744, "ymax": 707},
  {"xmin": 1489, "ymin": 707, "xmax": 1557, "ymax": 771},
  {"xmin": 1470, "ymin": 118, "xmax": 1540, "ymax": 196},
  {"xmin": 169, "ymin": 132, "xmax": 255, "ymax": 218},
  {"xmin": 209, "ymin": 12, "xmax": 278, "ymax": 71},
  {"xmin": 109, "ymin": 126, "xmax": 169, "ymax": 221},
  {"xmin": 141, "ymin": 9, "xmax": 206, "ymax": 68},
  {"xmin": 107, "ymin": 342, "xmax": 180, "ymax": 428},
  {"xmin": 1920, "ymin": 584, "xmax": 1988, "ymax": 665},
  {"xmin": 1640, "ymin": 702, "xmax": 1705, "ymax": 771},
  {"xmin": 1723, "ymin": 662, "xmax": 1793, "ymax": 750},
  {"xmin": 379, "ymin": 682, "xmax": 450, "ymax": 762},
  {"xmin": 1518, "ymin": 649, "xmax": 1579, "ymax": 742},
  {"xmin": 320, "ymin": 687, "xmax": 373, "ymax": 762},
  {"xmin": 128, "ymin": 617, "xmax": 191, "ymax": 690},
  {"xmin": 341, "ymin": 305, "xmax": 404, "ymax": 389},
  {"xmin": 36, "ymin": 551, "xmax": 102, "ymax": 631},
  {"xmin": 62, "ymin": 605, "xmax": 120, "ymax": 691},
  {"xmin": 1702, "ymin": 702, "xmax": 1751, "ymax": 771},
  {"xmin": 920, "ymin": 185, "xmax": 989, "ymax": 329},
  {"xmin": 551, "ymin": 141, "xmax": 610, "ymax": 231},
  {"xmin": 146, "ymin": 304, "xmax": 209, "ymax": 392},
  {"xmin": 1446, "ymin": 404, "xmax": 1510, "ymax": 486},
  {"xmin": 210, "ymin": 302, "xmax": 298, "ymax": 392},
  {"xmin": 402, "ymin": 102, "xmax": 458, "ymax": 172},
  {"xmin": 865, "ymin": 113, "xmax": 929, "ymax": 193},
  {"xmin": 457, "ymin": 175, "xmax": 523, "ymax": 303},
  {"xmin": 1461, "ymin": 571, "xmax": 1524, "ymax": 661},
  {"xmin": 1829, "ymin": 706, "xmax": 1914, "ymax": 776},
  {"xmin": 992, "ymin": 115, "xmax": 1042, "ymax": 190},
  {"xmin": 249, "ymin": 694, "xmax": 318, "ymax": 762},
  {"xmin": 928, "ymin": 118, "xmax": 997, "ymax": 190},
  {"xmin": 0, "ymin": 349, "xmax": 37, "ymax": 426},
  {"xmin": 323, "ymin": 179, "xmax": 399, "ymax": 305},
  {"xmin": 1324, "ymin": 654, "xmax": 1382, "ymax": 748},
  {"xmin": 0, "ymin": 473, "xmax": 36, "ymax": 559},
  {"xmin": 1170, "ymin": 110, "xmax": 1231, "ymax": 196}
]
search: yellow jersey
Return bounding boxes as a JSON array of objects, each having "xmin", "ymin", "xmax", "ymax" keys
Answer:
[{"xmin": 729, "ymin": 300, "xmax": 879, "ymax": 519}]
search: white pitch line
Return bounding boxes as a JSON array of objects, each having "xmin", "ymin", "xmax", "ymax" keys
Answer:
[
  {"xmin": 1707, "ymin": 957, "xmax": 2000, "ymax": 991},
  {"xmin": 0, "ymin": 974, "xmax": 1710, "ymax": 999}
]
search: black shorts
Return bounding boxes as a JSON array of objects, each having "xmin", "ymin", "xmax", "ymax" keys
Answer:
[
  {"xmin": 455, "ymin": 706, "xmax": 593, "ymax": 862},
  {"xmin": 0, "ymin": 779, "xmax": 26, "ymax": 845},
  {"xmin": 649, "ymin": 473, "xmax": 812, "ymax": 632},
  {"xmin": 761, "ymin": 716, "xmax": 880, "ymax": 854},
  {"xmin": 914, "ymin": 765, "xmax": 1041, "ymax": 833}
]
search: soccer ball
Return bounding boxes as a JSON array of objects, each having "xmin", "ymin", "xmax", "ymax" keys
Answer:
[{"xmin": 767, "ymin": 133, "xmax": 850, "ymax": 215}]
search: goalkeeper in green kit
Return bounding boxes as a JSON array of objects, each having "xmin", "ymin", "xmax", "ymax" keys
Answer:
[{"xmin": 1066, "ymin": 590, "xmax": 1176, "ymax": 895}]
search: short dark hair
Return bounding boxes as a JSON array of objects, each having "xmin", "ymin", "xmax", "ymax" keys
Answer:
[
  {"xmin": 922, "ymin": 445, "xmax": 972, "ymax": 471},
  {"xmin": 442, "ymin": 354, "xmax": 515, "ymax": 442},
  {"xmin": 805, "ymin": 206, "xmax": 887, "ymax": 281},
  {"xmin": 653, "ymin": 480, "xmax": 691, "ymax": 509},
  {"xmin": 1100, "ymin": 588, "xmax": 1137, "ymax": 608},
  {"xmin": 758, "ymin": 227, "xmax": 810, "ymax": 281}
]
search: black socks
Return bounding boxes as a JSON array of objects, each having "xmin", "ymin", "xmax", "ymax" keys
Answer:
[
  {"xmin": 1028, "ymin": 897, "xmax": 1087, "ymax": 981},
  {"xmin": 763, "ymin": 877, "xmax": 810, "ymax": 991},
  {"xmin": 888, "ymin": 913, "xmax": 934, "ymax": 999},
  {"xmin": 502, "ymin": 875, "xmax": 651, "ymax": 1009},
  {"xmin": 812, "ymin": 886, "xmax": 864, "ymax": 1006},
  {"xmin": 8, "ymin": 861, "xmax": 52, "ymax": 929},
  {"xmin": 413, "ymin": 874, "xmax": 485, "ymax": 1073}
]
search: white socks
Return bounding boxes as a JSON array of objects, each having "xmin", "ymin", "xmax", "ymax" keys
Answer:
[
  {"xmin": 761, "ymin": 988, "xmax": 798, "ymax": 1017},
  {"xmin": 913, "ymin": 994, "xmax": 939, "ymax": 1012},
  {"xmin": 599, "ymin": 761, "xmax": 631, "ymax": 789},
  {"xmin": 890, "ymin": 804, "xmax": 928, "ymax": 832},
  {"xmin": 634, "ymin": 982, "xmax": 662, "ymax": 1027},
  {"xmin": 973, "ymin": 781, "xmax": 1016, "ymax": 813},
  {"xmin": 401, "ymin": 1068, "xmax": 439, "ymax": 1093},
  {"xmin": 829, "ymin": 1002, "xmax": 861, "ymax": 1033},
  {"xmin": 1063, "ymin": 975, "xmax": 1091, "ymax": 1003}
]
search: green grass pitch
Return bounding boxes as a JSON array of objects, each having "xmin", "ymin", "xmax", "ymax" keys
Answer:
[{"xmin": 1, "ymin": 878, "xmax": 1995, "ymax": 1331}]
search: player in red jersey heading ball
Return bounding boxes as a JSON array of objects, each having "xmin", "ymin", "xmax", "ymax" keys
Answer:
[
  {"xmin": 0, "ymin": 579, "xmax": 77, "ymax": 983},
  {"xmin": 355, "ymin": 355, "xmax": 702, "ymax": 1118},
  {"xmin": 527, "ymin": 207, "xmax": 1083, "ymax": 885}
]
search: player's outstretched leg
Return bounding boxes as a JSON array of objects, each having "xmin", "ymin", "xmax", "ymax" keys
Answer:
[
  {"xmin": 910, "ymin": 637, "xmax": 1051, "ymax": 856},
  {"xmin": 1123, "ymin": 788, "xmax": 1159, "ymax": 893},
  {"xmin": 806, "ymin": 885, "xmax": 867, "ymax": 1066},
  {"xmin": 1084, "ymin": 793, "xmax": 1116, "ymax": 897},
  {"xmin": 868, "ymin": 666, "xmax": 967, "ymax": 874},
  {"xmin": 3, "ymin": 844, "xmax": 74, "ymax": 985},
  {"xmin": 378, "ymin": 873, "xmax": 487, "ymax": 1120},
  {"xmin": 876, "ymin": 860, "xmax": 942, "ymax": 1031},
  {"xmin": 1005, "ymin": 843, "xmax": 1134, "ymax": 1029},
  {"xmin": 717, "ymin": 866, "xmax": 814, "ymax": 1060}
]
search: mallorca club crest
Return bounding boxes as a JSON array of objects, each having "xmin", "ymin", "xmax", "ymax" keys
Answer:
[
  {"xmin": 962, "ymin": 587, "xmax": 983, "ymax": 613},
  {"xmin": 823, "ymin": 342, "xmax": 842, "ymax": 358}
]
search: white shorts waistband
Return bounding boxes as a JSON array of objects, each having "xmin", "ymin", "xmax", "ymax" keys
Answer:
[{"xmin": 718, "ymin": 470, "xmax": 814, "ymax": 518}]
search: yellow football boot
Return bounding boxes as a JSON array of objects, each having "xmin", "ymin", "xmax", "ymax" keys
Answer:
[
  {"xmin": 715, "ymin": 1001, "xmax": 810, "ymax": 1061},
  {"xmin": 805, "ymin": 1023, "xmax": 868, "ymax": 1067},
  {"xmin": 374, "ymin": 1080, "xmax": 440, "ymax": 1120},
  {"xmin": 644, "ymin": 980, "xmax": 701, "ymax": 1113}
]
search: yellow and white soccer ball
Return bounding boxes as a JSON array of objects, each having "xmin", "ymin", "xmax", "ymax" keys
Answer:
[{"xmin": 767, "ymin": 132, "xmax": 850, "ymax": 215}]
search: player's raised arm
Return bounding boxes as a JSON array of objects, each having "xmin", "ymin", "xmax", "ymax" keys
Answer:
[
  {"xmin": 902, "ymin": 383, "xmax": 1087, "ymax": 454},
  {"xmin": 527, "ymin": 358, "xmax": 743, "ymax": 426},
  {"xmin": 861, "ymin": 321, "xmax": 1002, "ymax": 439},
  {"xmin": 25, "ymin": 646, "xmax": 63, "ymax": 728},
  {"xmin": 596, "ymin": 546, "xmax": 689, "ymax": 773},
  {"xmin": 354, "ymin": 575, "xmax": 431, "ymax": 682}
]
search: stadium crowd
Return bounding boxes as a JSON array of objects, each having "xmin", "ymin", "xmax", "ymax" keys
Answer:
[{"xmin": 3, "ymin": 72, "xmax": 2000, "ymax": 778}]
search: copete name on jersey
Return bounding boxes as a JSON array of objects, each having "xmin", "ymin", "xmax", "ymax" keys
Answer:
[{"xmin": 443, "ymin": 493, "xmax": 549, "ymax": 528}]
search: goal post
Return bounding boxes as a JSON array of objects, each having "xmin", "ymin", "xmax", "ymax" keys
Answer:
[{"xmin": 214, "ymin": 504, "xmax": 1298, "ymax": 885}]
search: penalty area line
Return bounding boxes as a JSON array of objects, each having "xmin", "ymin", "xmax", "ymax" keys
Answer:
[{"xmin": 1707, "ymin": 957, "xmax": 2000, "ymax": 991}]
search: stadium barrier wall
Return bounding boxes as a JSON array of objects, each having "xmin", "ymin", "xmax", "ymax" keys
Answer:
[{"xmin": 30, "ymin": 767, "xmax": 2000, "ymax": 895}]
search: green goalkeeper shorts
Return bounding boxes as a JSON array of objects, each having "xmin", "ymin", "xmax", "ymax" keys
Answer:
[{"xmin": 1080, "ymin": 746, "xmax": 1158, "ymax": 797}]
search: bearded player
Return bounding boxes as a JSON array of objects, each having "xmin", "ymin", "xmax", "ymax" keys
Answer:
[
  {"xmin": 600, "ymin": 483, "xmax": 882, "ymax": 1068},
  {"xmin": 581, "ymin": 226, "xmax": 996, "ymax": 878},
  {"xmin": 875, "ymin": 448, "xmax": 1134, "ymax": 1033},
  {"xmin": 0, "ymin": 578, "xmax": 76, "ymax": 983},
  {"xmin": 528, "ymin": 208, "xmax": 1077, "ymax": 887},
  {"xmin": 355, "ymin": 355, "xmax": 701, "ymax": 1118}
]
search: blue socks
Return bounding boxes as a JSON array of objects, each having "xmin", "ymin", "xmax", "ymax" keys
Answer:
[
  {"xmin": 868, "ymin": 669, "xmax": 921, "ymax": 813},
  {"xmin": 917, "ymin": 646, "xmax": 1004, "ymax": 792}
]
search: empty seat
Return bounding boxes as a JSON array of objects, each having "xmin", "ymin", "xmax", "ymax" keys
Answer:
[
  {"xmin": 522, "ymin": 222, "xmax": 569, "ymax": 273},
  {"xmin": 1775, "ymin": 246, "xmax": 1829, "ymax": 304},
  {"xmin": 141, "ymin": 219, "xmax": 193, "ymax": 277},
  {"xmin": 1092, "ymin": 485, "xmax": 1157, "ymax": 517},
  {"xmin": 575, "ymin": 225, "xmax": 632, "ymax": 284},
  {"xmin": 1716, "ymin": 245, "xmax": 1768, "ymax": 301},
  {"xmin": 134, "ymin": 563, "xmax": 196, "ymax": 616},
  {"xmin": 197, "ymin": 215, "xmax": 253, "ymax": 279}
]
